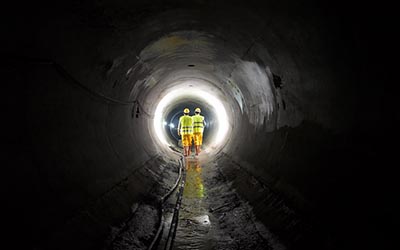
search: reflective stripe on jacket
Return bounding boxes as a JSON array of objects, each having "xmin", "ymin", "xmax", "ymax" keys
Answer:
[
  {"xmin": 192, "ymin": 114, "xmax": 205, "ymax": 133},
  {"xmin": 179, "ymin": 115, "xmax": 193, "ymax": 135}
]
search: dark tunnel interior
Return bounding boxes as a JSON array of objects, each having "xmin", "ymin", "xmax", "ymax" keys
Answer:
[{"xmin": 2, "ymin": 0, "xmax": 397, "ymax": 250}]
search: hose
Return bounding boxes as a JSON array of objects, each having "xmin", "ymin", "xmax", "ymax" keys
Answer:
[{"xmin": 148, "ymin": 157, "xmax": 184, "ymax": 250}]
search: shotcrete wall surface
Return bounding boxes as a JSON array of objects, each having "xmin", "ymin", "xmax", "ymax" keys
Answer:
[{"xmin": 3, "ymin": 1, "xmax": 392, "ymax": 250}]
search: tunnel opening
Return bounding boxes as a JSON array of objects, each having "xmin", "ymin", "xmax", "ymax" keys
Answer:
[
  {"xmin": 151, "ymin": 79, "xmax": 232, "ymax": 157},
  {"xmin": 162, "ymin": 100, "xmax": 213, "ymax": 148}
]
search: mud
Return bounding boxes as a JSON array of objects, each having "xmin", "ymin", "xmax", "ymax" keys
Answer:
[{"xmin": 173, "ymin": 157, "xmax": 285, "ymax": 250}]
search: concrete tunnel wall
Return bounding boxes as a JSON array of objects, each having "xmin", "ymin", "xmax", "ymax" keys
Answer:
[{"xmin": 2, "ymin": 0, "xmax": 394, "ymax": 250}]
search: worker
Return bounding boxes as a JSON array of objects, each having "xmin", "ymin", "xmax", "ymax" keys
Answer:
[
  {"xmin": 192, "ymin": 107, "xmax": 206, "ymax": 156},
  {"xmin": 177, "ymin": 108, "xmax": 193, "ymax": 157}
]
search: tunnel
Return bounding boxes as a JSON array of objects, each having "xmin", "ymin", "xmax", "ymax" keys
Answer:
[{"xmin": 2, "ymin": 1, "xmax": 396, "ymax": 250}]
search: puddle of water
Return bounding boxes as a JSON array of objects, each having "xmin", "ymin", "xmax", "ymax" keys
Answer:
[
  {"xmin": 192, "ymin": 215, "xmax": 211, "ymax": 225},
  {"xmin": 174, "ymin": 156, "xmax": 285, "ymax": 250},
  {"xmin": 175, "ymin": 158, "xmax": 213, "ymax": 250}
]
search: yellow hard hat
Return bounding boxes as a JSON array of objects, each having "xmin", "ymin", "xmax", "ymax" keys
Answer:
[
  {"xmin": 183, "ymin": 108, "xmax": 190, "ymax": 114},
  {"xmin": 195, "ymin": 108, "xmax": 201, "ymax": 113}
]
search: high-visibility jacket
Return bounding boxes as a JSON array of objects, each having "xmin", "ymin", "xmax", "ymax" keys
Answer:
[
  {"xmin": 192, "ymin": 114, "xmax": 205, "ymax": 133},
  {"xmin": 179, "ymin": 115, "xmax": 193, "ymax": 135}
]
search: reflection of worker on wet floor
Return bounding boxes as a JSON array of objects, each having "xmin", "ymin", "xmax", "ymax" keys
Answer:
[
  {"xmin": 192, "ymin": 108, "xmax": 206, "ymax": 156},
  {"xmin": 184, "ymin": 158, "xmax": 204, "ymax": 198},
  {"xmin": 177, "ymin": 108, "xmax": 193, "ymax": 157}
]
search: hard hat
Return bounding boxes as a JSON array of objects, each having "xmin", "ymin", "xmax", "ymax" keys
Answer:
[
  {"xmin": 184, "ymin": 108, "xmax": 190, "ymax": 114},
  {"xmin": 195, "ymin": 108, "xmax": 201, "ymax": 113}
]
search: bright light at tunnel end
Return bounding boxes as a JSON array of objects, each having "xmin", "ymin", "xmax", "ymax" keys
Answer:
[{"xmin": 153, "ymin": 82, "xmax": 230, "ymax": 152}]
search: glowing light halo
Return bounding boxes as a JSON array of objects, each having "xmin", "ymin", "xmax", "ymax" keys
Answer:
[{"xmin": 153, "ymin": 83, "xmax": 230, "ymax": 151}]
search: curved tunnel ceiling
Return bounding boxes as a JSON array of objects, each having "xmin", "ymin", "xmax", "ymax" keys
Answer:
[{"xmin": 125, "ymin": 27, "xmax": 278, "ymax": 157}]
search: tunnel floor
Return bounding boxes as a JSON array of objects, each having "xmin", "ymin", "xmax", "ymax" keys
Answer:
[
  {"xmin": 173, "ymin": 156, "xmax": 285, "ymax": 250},
  {"xmin": 106, "ymin": 152, "xmax": 286, "ymax": 250}
]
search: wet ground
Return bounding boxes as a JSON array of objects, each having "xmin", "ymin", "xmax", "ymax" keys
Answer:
[
  {"xmin": 173, "ymin": 155, "xmax": 285, "ymax": 250},
  {"xmin": 104, "ymin": 153, "xmax": 286, "ymax": 250}
]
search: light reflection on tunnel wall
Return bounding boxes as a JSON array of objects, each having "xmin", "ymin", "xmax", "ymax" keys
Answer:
[
  {"xmin": 152, "ymin": 80, "xmax": 231, "ymax": 155},
  {"xmin": 130, "ymin": 30, "xmax": 278, "ymax": 158},
  {"xmin": 163, "ymin": 100, "xmax": 214, "ymax": 147}
]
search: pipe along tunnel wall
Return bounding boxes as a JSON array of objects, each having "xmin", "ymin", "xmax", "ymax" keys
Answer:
[{"xmin": 2, "ymin": 1, "xmax": 394, "ymax": 250}]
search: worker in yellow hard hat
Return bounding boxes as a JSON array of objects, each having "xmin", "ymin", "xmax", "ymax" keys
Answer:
[
  {"xmin": 177, "ymin": 108, "xmax": 194, "ymax": 157},
  {"xmin": 192, "ymin": 107, "xmax": 206, "ymax": 156}
]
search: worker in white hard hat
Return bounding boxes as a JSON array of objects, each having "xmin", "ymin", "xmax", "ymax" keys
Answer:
[
  {"xmin": 177, "ymin": 108, "xmax": 193, "ymax": 157},
  {"xmin": 192, "ymin": 107, "xmax": 206, "ymax": 156}
]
